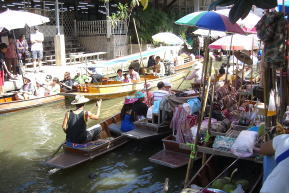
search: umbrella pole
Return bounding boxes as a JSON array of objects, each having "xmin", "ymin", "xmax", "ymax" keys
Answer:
[
  {"xmin": 133, "ymin": 18, "xmax": 144, "ymax": 68},
  {"xmin": 225, "ymin": 34, "xmax": 233, "ymax": 82},
  {"xmin": 184, "ymin": 58, "xmax": 213, "ymax": 187}
]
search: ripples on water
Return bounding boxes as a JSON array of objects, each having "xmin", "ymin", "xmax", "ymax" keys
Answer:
[{"xmin": 0, "ymin": 81, "xmax": 191, "ymax": 193}]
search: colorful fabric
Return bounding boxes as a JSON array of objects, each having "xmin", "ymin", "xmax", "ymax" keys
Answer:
[
  {"xmin": 213, "ymin": 136, "xmax": 236, "ymax": 152},
  {"xmin": 256, "ymin": 12, "xmax": 286, "ymax": 68}
]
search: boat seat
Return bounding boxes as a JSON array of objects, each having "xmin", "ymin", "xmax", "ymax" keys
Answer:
[{"xmin": 108, "ymin": 123, "xmax": 122, "ymax": 135}]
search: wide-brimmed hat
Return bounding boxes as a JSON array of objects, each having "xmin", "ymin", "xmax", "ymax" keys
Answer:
[
  {"xmin": 135, "ymin": 91, "xmax": 145, "ymax": 99},
  {"xmin": 71, "ymin": 95, "xmax": 90, "ymax": 105},
  {"xmin": 124, "ymin": 96, "xmax": 138, "ymax": 104}
]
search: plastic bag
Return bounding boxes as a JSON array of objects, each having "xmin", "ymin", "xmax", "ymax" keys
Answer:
[
  {"xmin": 187, "ymin": 98, "xmax": 201, "ymax": 114},
  {"xmin": 231, "ymin": 130, "xmax": 258, "ymax": 157},
  {"xmin": 267, "ymin": 90, "xmax": 276, "ymax": 116}
]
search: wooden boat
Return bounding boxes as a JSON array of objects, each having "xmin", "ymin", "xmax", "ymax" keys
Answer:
[
  {"xmin": 46, "ymin": 113, "xmax": 129, "ymax": 169},
  {"xmin": 61, "ymin": 60, "xmax": 202, "ymax": 99},
  {"xmin": 149, "ymin": 135, "xmax": 191, "ymax": 168},
  {"xmin": 0, "ymin": 94, "xmax": 64, "ymax": 114},
  {"xmin": 61, "ymin": 70, "xmax": 189, "ymax": 99},
  {"xmin": 183, "ymin": 155, "xmax": 262, "ymax": 193},
  {"xmin": 108, "ymin": 118, "xmax": 171, "ymax": 140}
]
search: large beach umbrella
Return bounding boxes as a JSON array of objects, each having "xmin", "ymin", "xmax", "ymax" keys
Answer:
[
  {"xmin": 209, "ymin": 34, "xmax": 259, "ymax": 50},
  {"xmin": 152, "ymin": 32, "xmax": 184, "ymax": 45},
  {"xmin": 175, "ymin": 11, "xmax": 245, "ymax": 34},
  {"xmin": 215, "ymin": 9, "xmax": 261, "ymax": 33},
  {"xmin": 193, "ymin": 29, "xmax": 226, "ymax": 38},
  {"xmin": 0, "ymin": 9, "xmax": 50, "ymax": 30}
]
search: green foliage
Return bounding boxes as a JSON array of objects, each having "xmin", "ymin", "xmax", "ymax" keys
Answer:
[{"xmin": 133, "ymin": 7, "xmax": 175, "ymax": 43}]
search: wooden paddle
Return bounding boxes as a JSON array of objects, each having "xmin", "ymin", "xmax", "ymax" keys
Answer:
[{"xmin": 177, "ymin": 70, "xmax": 191, "ymax": 90}]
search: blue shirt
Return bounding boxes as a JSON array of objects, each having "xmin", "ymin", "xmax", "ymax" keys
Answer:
[{"xmin": 121, "ymin": 114, "xmax": 135, "ymax": 132}]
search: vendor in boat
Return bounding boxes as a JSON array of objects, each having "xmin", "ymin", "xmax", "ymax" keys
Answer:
[
  {"xmin": 185, "ymin": 62, "xmax": 203, "ymax": 90},
  {"xmin": 62, "ymin": 95, "xmax": 102, "ymax": 144},
  {"xmin": 154, "ymin": 56, "xmax": 165, "ymax": 76},
  {"xmin": 115, "ymin": 69, "xmax": 124, "ymax": 82},
  {"xmin": 0, "ymin": 43, "xmax": 13, "ymax": 95},
  {"xmin": 15, "ymin": 76, "xmax": 36, "ymax": 100},
  {"xmin": 61, "ymin": 72, "xmax": 75, "ymax": 91},
  {"xmin": 256, "ymin": 134, "xmax": 289, "ymax": 193},
  {"xmin": 120, "ymin": 96, "xmax": 138, "ymax": 132},
  {"xmin": 128, "ymin": 66, "xmax": 140, "ymax": 81},
  {"xmin": 133, "ymin": 91, "xmax": 148, "ymax": 121}
]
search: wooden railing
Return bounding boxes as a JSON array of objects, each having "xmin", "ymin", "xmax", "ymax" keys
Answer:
[{"xmin": 77, "ymin": 20, "xmax": 128, "ymax": 36}]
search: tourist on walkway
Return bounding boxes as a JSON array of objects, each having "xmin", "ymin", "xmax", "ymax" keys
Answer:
[
  {"xmin": 16, "ymin": 34, "xmax": 29, "ymax": 66},
  {"xmin": 0, "ymin": 43, "xmax": 13, "ymax": 95},
  {"xmin": 62, "ymin": 95, "xmax": 102, "ymax": 144},
  {"xmin": 115, "ymin": 69, "xmax": 124, "ymax": 81},
  {"xmin": 30, "ymin": 26, "xmax": 44, "ymax": 72},
  {"xmin": 128, "ymin": 66, "xmax": 140, "ymax": 81},
  {"xmin": 120, "ymin": 96, "xmax": 138, "ymax": 132},
  {"xmin": 5, "ymin": 36, "xmax": 18, "ymax": 75}
]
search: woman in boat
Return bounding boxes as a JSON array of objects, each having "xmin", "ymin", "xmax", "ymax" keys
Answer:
[
  {"xmin": 257, "ymin": 134, "xmax": 289, "ymax": 193},
  {"xmin": 115, "ymin": 69, "xmax": 124, "ymax": 82},
  {"xmin": 147, "ymin": 55, "xmax": 155, "ymax": 68},
  {"xmin": 34, "ymin": 79, "xmax": 46, "ymax": 97},
  {"xmin": 15, "ymin": 76, "xmax": 36, "ymax": 100},
  {"xmin": 123, "ymin": 73, "xmax": 131, "ymax": 83},
  {"xmin": 61, "ymin": 72, "xmax": 75, "ymax": 91},
  {"xmin": 133, "ymin": 91, "xmax": 148, "ymax": 121},
  {"xmin": 128, "ymin": 66, "xmax": 140, "ymax": 81},
  {"xmin": 154, "ymin": 56, "xmax": 165, "ymax": 76},
  {"xmin": 120, "ymin": 96, "xmax": 138, "ymax": 132},
  {"xmin": 62, "ymin": 95, "xmax": 102, "ymax": 144},
  {"xmin": 0, "ymin": 43, "xmax": 13, "ymax": 95},
  {"xmin": 47, "ymin": 77, "xmax": 61, "ymax": 95}
]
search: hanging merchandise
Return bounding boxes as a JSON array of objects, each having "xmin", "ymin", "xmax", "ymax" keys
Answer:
[
  {"xmin": 255, "ymin": 12, "xmax": 286, "ymax": 68},
  {"xmin": 267, "ymin": 90, "xmax": 277, "ymax": 116}
]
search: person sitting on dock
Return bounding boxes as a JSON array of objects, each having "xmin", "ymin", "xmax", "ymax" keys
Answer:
[
  {"xmin": 128, "ymin": 66, "xmax": 140, "ymax": 81},
  {"xmin": 133, "ymin": 91, "xmax": 148, "ymax": 121},
  {"xmin": 154, "ymin": 56, "xmax": 165, "ymax": 76},
  {"xmin": 15, "ymin": 76, "xmax": 36, "ymax": 100},
  {"xmin": 62, "ymin": 95, "xmax": 102, "ymax": 144},
  {"xmin": 120, "ymin": 96, "xmax": 138, "ymax": 132},
  {"xmin": 115, "ymin": 69, "xmax": 124, "ymax": 82}
]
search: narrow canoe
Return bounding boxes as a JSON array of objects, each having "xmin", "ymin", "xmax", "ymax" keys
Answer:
[
  {"xmin": 46, "ymin": 113, "xmax": 129, "ymax": 169},
  {"xmin": 61, "ymin": 70, "xmax": 189, "ymax": 99},
  {"xmin": 0, "ymin": 94, "xmax": 64, "ymax": 114}
]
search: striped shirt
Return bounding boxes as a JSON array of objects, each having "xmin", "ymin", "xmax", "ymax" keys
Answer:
[{"xmin": 153, "ymin": 90, "xmax": 169, "ymax": 102}]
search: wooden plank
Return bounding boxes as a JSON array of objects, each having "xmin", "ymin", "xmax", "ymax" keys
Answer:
[
  {"xmin": 46, "ymin": 151, "xmax": 90, "ymax": 169},
  {"xmin": 149, "ymin": 150, "xmax": 189, "ymax": 168}
]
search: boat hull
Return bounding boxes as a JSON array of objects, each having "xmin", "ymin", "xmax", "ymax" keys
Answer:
[
  {"xmin": 0, "ymin": 95, "xmax": 64, "ymax": 114},
  {"xmin": 61, "ymin": 70, "xmax": 189, "ymax": 99}
]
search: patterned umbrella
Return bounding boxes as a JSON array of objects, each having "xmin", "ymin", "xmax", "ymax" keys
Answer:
[{"xmin": 175, "ymin": 11, "xmax": 245, "ymax": 34}]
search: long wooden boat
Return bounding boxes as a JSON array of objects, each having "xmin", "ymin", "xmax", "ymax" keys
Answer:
[
  {"xmin": 0, "ymin": 94, "xmax": 64, "ymax": 114},
  {"xmin": 46, "ymin": 114, "xmax": 129, "ymax": 169},
  {"xmin": 61, "ymin": 60, "xmax": 201, "ymax": 99},
  {"xmin": 182, "ymin": 155, "xmax": 262, "ymax": 193},
  {"xmin": 149, "ymin": 135, "xmax": 191, "ymax": 168}
]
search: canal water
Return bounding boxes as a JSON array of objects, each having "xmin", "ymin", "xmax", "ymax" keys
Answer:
[{"xmin": 0, "ymin": 81, "xmax": 192, "ymax": 193}]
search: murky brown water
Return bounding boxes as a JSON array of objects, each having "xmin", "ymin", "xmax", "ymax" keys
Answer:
[{"xmin": 0, "ymin": 79, "xmax": 192, "ymax": 193}]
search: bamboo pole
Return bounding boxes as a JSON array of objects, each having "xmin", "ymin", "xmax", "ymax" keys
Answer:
[
  {"xmin": 225, "ymin": 34, "xmax": 234, "ymax": 82},
  {"xmin": 132, "ymin": 18, "xmax": 144, "ymax": 68},
  {"xmin": 184, "ymin": 58, "xmax": 213, "ymax": 187}
]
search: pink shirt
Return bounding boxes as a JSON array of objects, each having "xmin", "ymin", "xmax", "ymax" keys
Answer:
[{"xmin": 5, "ymin": 42, "xmax": 17, "ymax": 59}]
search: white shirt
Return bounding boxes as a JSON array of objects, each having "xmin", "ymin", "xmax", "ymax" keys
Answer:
[
  {"xmin": 30, "ymin": 31, "xmax": 44, "ymax": 51},
  {"xmin": 261, "ymin": 134, "xmax": 289, "ymax": 193},
  {"xmin": 186, "ymin": 69, "xmax": 202, "ymax": 84},
  {"xmin": 159, "ymin": 62, "xmax": 166, "ymax": 76},
  {"xmin": 153, "ymin": 90, "xmax": 169, "ymax": 102}
]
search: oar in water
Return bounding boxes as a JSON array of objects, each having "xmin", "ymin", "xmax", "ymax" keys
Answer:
[{"xmin": 49, "ymin": 141, "xmax": 65, "ymax": 159}]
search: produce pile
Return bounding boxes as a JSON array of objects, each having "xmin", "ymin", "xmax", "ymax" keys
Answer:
[{"xmin": 211, "ymin": 169, "xmax": 249, "ymax": 193}]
